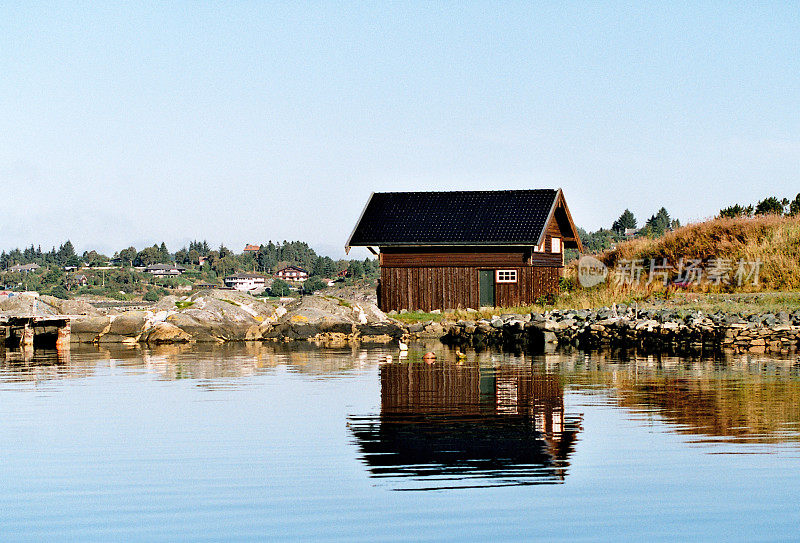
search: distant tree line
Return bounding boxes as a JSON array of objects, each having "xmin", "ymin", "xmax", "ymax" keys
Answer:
[
  {"xmin": 719, "ymin": 193, "xmax": 800, "ymax": 218},
  {"xmin": 0, "ymin": 238, "xmax": 379, "ymax": 300},
  {"xmin": 575, "ymin": 206, "xmax": 681, "ymax": 256}
]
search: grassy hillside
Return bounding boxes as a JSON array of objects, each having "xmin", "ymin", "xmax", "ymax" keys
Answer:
[{"xmin": 598, "ymin": 215, "xmax": 800, "ymax": 291}]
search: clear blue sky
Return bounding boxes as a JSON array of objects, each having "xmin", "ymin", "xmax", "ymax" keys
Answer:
[{"xmin": 2, "ymin": 2, "xmax": 798, "ymax": 258}]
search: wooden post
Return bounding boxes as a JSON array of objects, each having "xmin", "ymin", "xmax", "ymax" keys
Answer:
[
  {"xmin": 56, "ymin": 320, "xmax": 71, "ymax": 350},
  {"xmin": 21, "ymin": 322, "xmax": 34, "ymax": 348}
]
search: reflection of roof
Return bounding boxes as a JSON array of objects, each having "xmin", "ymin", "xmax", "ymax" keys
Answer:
[{"xmin": 348, "ymin": 189, "xmax": 561, "ymax": 247}]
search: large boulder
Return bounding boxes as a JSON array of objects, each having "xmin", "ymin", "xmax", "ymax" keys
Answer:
[
  {"xmin": 144, "ymin": 321, "xmax": 191, "ymax": 344},
  {"xmin": 356, "ymin": 323, "xmax": 405, "ymax": 342},
  {"xmin": 166, "ymin": 298, "xmax": 258, "ymax": 342},
  {"xmin": 263, "ymin": 295, "xmax": 401, "ymax": 342},
  {"xmin": 39, "ymin": 295, "xmax": 100, "ymax": 316},
  {"xmin": 70, "ymin": 316, "xmax": 113, "ymax": 343},
  {"xmin": 99, "ymin": 311, "xmax": 150, "ymax": 344}
]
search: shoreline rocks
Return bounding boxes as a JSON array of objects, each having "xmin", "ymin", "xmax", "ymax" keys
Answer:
[
  {"xmin": 439, "ymin": 306, "xmax": 800, "ymax": 355},
  {"xmin": 66, "ymin": 290, "xmax": 406, "ymax": 346},
  {"xmin": 8, "ymin": 288, "xmax": 800, "ymax": 355}
]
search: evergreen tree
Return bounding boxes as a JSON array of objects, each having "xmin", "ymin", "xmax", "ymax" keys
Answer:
[
  {"xmin": 57, "ymin": 240, "xmax": 76, "ymax": 265},
  {"xmin": 611, "ymin": 210, "xmax": 637, "ymax": 234},
  {"xmin": 644, "ymin": 207, "xmax": 673, "ymax": 236},
  {"xmin": 347, "ymin": 260, "xmax": 364, "ymax": 279},
  {"xmin": 159, "ymin": 242, "xmax": 170, "ymax": 261},
  {"xmin": 755, "ymin": 196, "xmax": 785, "ymax": 215},
  {"xmin": 790, "ymin": 193, "xmax": 800, "ymax": 216}
]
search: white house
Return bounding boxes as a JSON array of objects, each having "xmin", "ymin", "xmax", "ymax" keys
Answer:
[
  {"xmin": 145, "ymin": 263, "xmax": 186, "ymax": 276},
  {"xmin": 223, "ymin": 273, "xmax": 268, "ymax": 293},
  {"xmin": 275, "ymin": 265, "xmax": 309, "ymax": 283},
  {"xmin": 9, "ymin": 263, "xmax": 40, "ymax": 273}
]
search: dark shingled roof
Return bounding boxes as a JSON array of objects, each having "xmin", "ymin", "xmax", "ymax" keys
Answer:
[{"xmin": 347, "ymin": 189, "xmax": 560, "ymax": 247}]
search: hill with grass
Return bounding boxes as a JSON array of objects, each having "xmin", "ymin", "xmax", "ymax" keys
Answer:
[{"xmin": 596, "ymin": 214, "xmax": 800, "ymax": 291}]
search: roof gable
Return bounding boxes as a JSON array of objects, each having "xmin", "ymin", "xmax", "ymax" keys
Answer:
[
  {"xmin": 276, "ymin": 266, "xmax": 308, "ymax": 274},
  {"xmin": 347, "ymin": 189, "xmax": 567, "ymax": 249}
]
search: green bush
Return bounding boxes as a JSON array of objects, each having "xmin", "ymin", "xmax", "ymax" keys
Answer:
[
  {"xmin": 270, "ymin": 279, "xmax": 291, "ymax": 297},
  {"xmin": 143, "ymin": 289, "xmax": 161, "ymax": 302},
  {"xmin": 49, "ymin": 285, "xmax": 69, "ymax": 299},
  {"xmin": 303, "ymin": 276, "xmax": 327, "ymax": 293}
]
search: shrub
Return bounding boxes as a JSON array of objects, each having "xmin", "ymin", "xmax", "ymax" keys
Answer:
[
  {"xmin": 49, "ymin": 285, "xmax": 69, "ymax": 299},
  {"xmin": 270, "ymin": 279, "xmax": 291, "ymax": 297},
  {"xmin": 143, "ymin": 289, "xmax": 161, "ymax": 302},
  {"xmin": 303, "ymin": 276, "xmax": 327, "ymax": 293}
]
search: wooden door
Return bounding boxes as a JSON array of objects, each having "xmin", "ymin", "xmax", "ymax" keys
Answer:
[{"xmin": 478, "ymin": 270, "xmax": 495, "ymax": 307}]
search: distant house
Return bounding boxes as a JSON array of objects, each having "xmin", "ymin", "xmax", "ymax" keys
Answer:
[
  {"xmin": 275, "ymin": 265, "xmax": 309, "ymax": 283},
  {"xmin": 224, "ymin": 273, "xmax": 268, "ymax": 292},
  {"xmin": 145, "ymin": 263, "xmax": 186, "ymax": 276},
  {"xmin": 336, "ymin": 269, "xmax": 349, "ymax": 279},
  {"xmin": 243, "ymin": 244, "xmax": 260, "ymax": 253},
  {"xmin": 624, "ymin": 228, "xmax": 641, "ymax": 239},
  {"xmin": 9, "ymin": 263, "xmax": 40, "ymax": 273},
  {"xmin": 67, "ymin": 274, "xmax": 88, "ymax": 289},
  {"xmin": 63, "ymin": 265, "xmax": 80, "ymax": 272}
]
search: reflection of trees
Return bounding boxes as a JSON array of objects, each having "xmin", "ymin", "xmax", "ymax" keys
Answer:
[
  {"xmin": 615, "ymin": 375, "xmax": 800, "ymax": 443},
  {"xmin": 559, "ymin": 352, "xmax": 800, "ymax": 444},
  {"xmin": 0, "ymin": 343, "xmax": 395, "ymax": 383},
  {"xmin": 350, "ymin": 362, "xmax": 581, "ymax": 490}
]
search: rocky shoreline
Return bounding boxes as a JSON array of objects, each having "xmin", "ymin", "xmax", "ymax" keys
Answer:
[
  {"xmin": 4, "ymin": 290, "xmax": 800, "ymax": 354},
  {"xmin": 67, "ymin": 291, "xmax": 405, "ymax": 347},
  {"xmin": 438, "ymin": 305, "xmax": 800, "ymax": 354}
]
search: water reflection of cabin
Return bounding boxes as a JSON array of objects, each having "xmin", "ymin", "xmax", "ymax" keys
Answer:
[
  {"xmin": 350, "ymin": 362, "xmax": 581, "ymax": 488},
  {"xmin": 346, "ymin": 189, "xmax": 582, "ymax": 311}
]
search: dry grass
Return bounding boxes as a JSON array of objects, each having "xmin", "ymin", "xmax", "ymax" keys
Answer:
[{"xmin": 599, "ymin": 214, "xmax": 800, "ymax": 291}]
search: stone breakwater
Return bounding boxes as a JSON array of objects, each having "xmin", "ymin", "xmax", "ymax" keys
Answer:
[{"xmin": 439, "ymin": 306, "xmax": 800, "ymax": 354}]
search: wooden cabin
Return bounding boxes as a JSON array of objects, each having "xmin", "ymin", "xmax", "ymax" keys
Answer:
[{"xmin": 346, "ymin": 189, "xmax": 582, "ymax": 312}]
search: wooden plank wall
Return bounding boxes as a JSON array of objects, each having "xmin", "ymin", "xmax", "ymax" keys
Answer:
[{"xmin": 380, "ymin": 265, "xmax": 561, "ymax": 311}]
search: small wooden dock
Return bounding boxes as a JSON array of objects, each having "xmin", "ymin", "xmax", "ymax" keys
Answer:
[{"xmin": 0, "ymin": 316, "xmax": 71, "ymax": 349}]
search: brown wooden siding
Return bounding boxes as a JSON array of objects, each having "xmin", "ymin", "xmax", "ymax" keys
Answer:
[
  {"xmin": 376, "ymin": 207, "xmax": 575, "ymax": 311},
  {"xmin": 380, "ymin": 265, "xmax": 561, "ymax": 312}
]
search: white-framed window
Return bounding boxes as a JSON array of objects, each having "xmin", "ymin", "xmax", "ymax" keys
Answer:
[
  {"xmin": 532, "ymin": 240, "xmax": 546, "ymax": 253},
  {"xmin": 551, "ymin": 237, "xmax": 562, "ymax": 253},
  {"xmin": 496, "ymin": 269, "xmax": 518, "ymax": 283}
]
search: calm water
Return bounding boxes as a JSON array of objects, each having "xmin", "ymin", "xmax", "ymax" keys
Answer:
[{"xmin": 2, "ymin": 343, "xmax": 800, "ymax": 541}]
